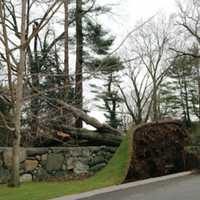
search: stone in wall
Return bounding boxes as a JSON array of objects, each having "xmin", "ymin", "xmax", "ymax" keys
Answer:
[
  {"xmin": 89, "ymin": 155, "xmax": 105, "ymax": 167},
  {"xmin": 3, "ymin": 148, "xmax": 26, "ymax": 168},
  {"xmin": 34, "ymin": 168, "xmax": 49, "ymax": 181},
  {"xmin": 20, "ymin": 174, "xmax": 32, "ymax": 182},
  {"xmin": 0, "ymin": 166, "xmax": 9, "ymax": 184},
  {"xmin": 81, "ymin": 149, "xmax": 90, "ymax": 157},
  {"xmin": 26, "ymin": 148, "xmax": 48, "ymax": 156},
  {"xmin": 70, "ymin": 147, "xmax": 82, "ymax": 157},
  {"xmin": 74, "ymin": 161, "xmax": 89, "ymax": 175},
  {"xmin": 46, "ymin": 153, "xmax": 64, "ymax": 171},
  {"xmin": 67, "ymin": 157, "xmax": 77, "ymax": 170},
  {"xmin": 78, "ymin": 157, "xmax": 90, "ymax": 166},
  {"xmin": 24, "ymin": 160, "xmax": 39, "ymax": 172},
  {"xmin": 41, "ymin": 154, "xmax": 47, "ymax": 161},
  {"xmin": 0, "ymin": 146, "xmax": 117, "ymax": 183},
  {"xmin": 90, "ymin": 163, "xmax": 106, "ymax": 172}
]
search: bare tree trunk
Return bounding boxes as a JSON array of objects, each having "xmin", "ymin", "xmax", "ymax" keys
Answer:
[
  {"xmin": 198, "ymin": 76, "xmax": 200, "ymax": 120},
  {"xmin": 10, "ymin": 0, "xmax": 27, "ymax": 187},
  {"xmin": 29, "ymin": 0, "xmax": 39, "ymax": 135},
  {"xmin": 0, "ymin": 1, "xmax": 15, "ymax": 105},
  {"xmin": 152, "ymin": 81, "xmax": 158, "ymax": 121},
  {"xmin": 64, "ymin": 0, "xmax": 70, "ymax": 97},
  {"xmin": 183, "ymin": 77, "xmax": 191, "ymax": 126},
  {"xmin": 197, "ymin": 63, "xmax": 200, "ymax": 121},
  {"xmin": 63, "ymin": 0, "xmax": 74, "ymax": 126},
  {"xmin": 75, "ymin": 0, "xmax": 83, "ymax": 128},
  {"xmin": 30, "ymin": 28, "xmax": 40, "ymax": 137}
]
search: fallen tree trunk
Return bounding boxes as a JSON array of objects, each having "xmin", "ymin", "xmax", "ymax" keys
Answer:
[
  {"xmin": 52, "ymin": 126, "xmax": 123, "ymax": 146},
  {"xmin": 55, "ymin": 100, "xmax": 122, "ymax": 135}
]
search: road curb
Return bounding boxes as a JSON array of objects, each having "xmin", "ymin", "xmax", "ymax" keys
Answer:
[{"xmin": 51, "ymin": 171, "xmax": 194, "ymax": 200}]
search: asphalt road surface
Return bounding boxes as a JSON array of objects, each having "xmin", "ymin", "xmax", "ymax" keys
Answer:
[{"xmin": 82, "ymin": 174, "xmax": 200, "ymax": 200}]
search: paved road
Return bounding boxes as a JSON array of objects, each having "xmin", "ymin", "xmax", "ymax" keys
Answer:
[{"xmin": 82, "ymin": 175, "xmax": 200, "ymax": 200}]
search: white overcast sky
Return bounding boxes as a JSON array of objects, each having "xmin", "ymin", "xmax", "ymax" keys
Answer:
[
  {"xmin": 99, "ymin": 0, "xmax": 176, "ymax": 40},
  {"xmin": 84, "ymin": 0, "xmax": 178, "ymax": 125}
]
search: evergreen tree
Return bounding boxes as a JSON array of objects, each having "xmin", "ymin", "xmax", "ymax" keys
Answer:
[
  {"xmin": 160, "ymin": 54, "xmax": 197, "ymax": 126},
  {"xmin": 91, "ymin": 56, "xmax": 124, "ymax": 129},
  {"xmin": 0, "ymin": 86, "xmax": 13, "ymax": 146},
  {"xmin": 74, "ymin": 0, "xmax": 115, "ymax": 127},
  {"xmin": 160, "ymin": 81, "xmax": 184, "ymax": 118},
  {"xmin": 25, "ymin": 29, "xmax": 75, "ymax": 136}
]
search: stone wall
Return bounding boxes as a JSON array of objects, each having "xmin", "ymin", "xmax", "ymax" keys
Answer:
[{"xmin": 0, "ymin": 146, "xmax": 116, "ymax": 184}]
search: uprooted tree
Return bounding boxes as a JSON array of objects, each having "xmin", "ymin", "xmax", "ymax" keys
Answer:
[
  {"xmin": 126, "ymin": 120, "xmax": 189, "ymax": 181},
  {"xmin": 45, "ymin": 107, "xmax": 192, "ymax": 181},
  {"xmin": 35, "ymin": 99, "xmax": 123, "ymax": 147}
]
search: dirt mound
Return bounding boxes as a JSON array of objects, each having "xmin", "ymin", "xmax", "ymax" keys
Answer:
[{"xmin": 126, "ymin": 120, "xmax": 189, "ymax": 181}]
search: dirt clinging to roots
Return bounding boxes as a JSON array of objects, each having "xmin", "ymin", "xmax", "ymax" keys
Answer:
[{"xmin": 126, "ymin": 120, "xmax": 189, "ymax": 181}]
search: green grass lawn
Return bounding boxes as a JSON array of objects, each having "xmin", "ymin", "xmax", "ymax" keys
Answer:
[{"xmin": 0, "ymin": 129, "xmax": 133, "ymax": 200}]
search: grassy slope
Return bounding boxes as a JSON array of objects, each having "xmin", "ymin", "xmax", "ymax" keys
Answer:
[{"xmin": 0, "ymin": 129, "xmax": 133, "ymax": 200}]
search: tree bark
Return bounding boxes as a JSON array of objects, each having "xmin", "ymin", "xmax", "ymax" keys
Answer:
[
  {"xmin": 75, "ymin": 0, "xmax": 83, "ymax": 128},
  {"xmin": 30, "ymin": 27, "xmax": 40, "ymax": 137},
  {"xmin": 56, "ymin": 100, "xmax": 123, "ymax": 135},
  {"xmin": 152, "ymin": 81, "xmax": 158, "ymax": 121},
  {"xmin": 198, "ymin": 75, "xmax": 200, "ymax": 120},
  {"xmin": 183, "ymin": 76, "xmax": 191, "ymax": 126},
  {"xmin": 10, "ymin": 0, "xmax": 27, "ymax": 187},
  {"xmin": 64, "ymin": 0, "xmax": 70, "ymax": 97},
  {"xmin": 53, "ymin": 126, "xmax": 122, "ymax": 146}
]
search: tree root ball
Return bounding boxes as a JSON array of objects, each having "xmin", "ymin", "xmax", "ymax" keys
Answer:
[{"xmin": 126, "ymin": 120, "xmax": 189, "ymax": 181}]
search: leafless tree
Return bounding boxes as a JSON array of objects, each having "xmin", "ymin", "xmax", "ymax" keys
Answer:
[
  {"xmin": 0, "ymin": 0, "xmax": 63, "ymax": 187},
  {"xmin": 119, "ymin": 61, "xmax": 153, "ymax": 125},
  {"xmin": 172, "ymin": 0, "xmax": 200, "ymax": 58},
  {"xmin": 128, "ymin": 17, "xmax": 172, "ymax": 121}
]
